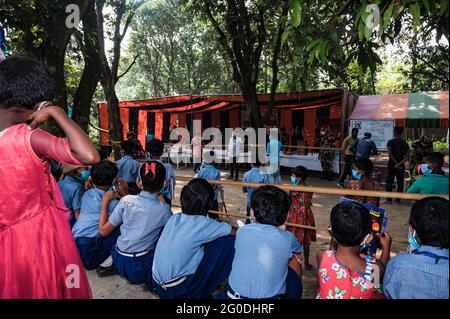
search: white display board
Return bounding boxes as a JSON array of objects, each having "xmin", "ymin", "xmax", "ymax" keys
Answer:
[{"xmin": 349, "ymin": 120, "xmax": 394, "ymax": 150}]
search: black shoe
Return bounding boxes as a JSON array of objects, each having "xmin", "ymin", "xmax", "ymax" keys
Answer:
[
  {"xmin": 96, "ymin": 265, "xmax": 118, "ymax": 277},
  {"xmin": 394, "ymin": 199, "xmax": 401, "ymax": 204}
]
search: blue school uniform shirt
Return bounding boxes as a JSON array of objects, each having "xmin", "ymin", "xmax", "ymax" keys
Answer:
[
  {"xmin": 266, "ymin": 139, "xmax": 282, "ymax": 165},
  {"xmin": 152, "ymin": 213, "xmax": 232, "ymax": 283},
  {"xmin": 243, "ymin": 168, "xmax": 270, "ymax": 207},
  {"xmin": 228, "ymin": 223, "xmax": 302, "ymax": 298},
  {"xmin": 195, "ymin": 164, "xmax": 221, "ymax": 200},
  {"xmin": 159, "ymin": 161, "xmax": 176, "ymax": 201},
  {"xmin": 58, "ymin": 175, "xmax": 84, "ymax": 212},
  {"xmin": 72, "ymin": 188, "xmax": 119, "ymax": 239},
  {"xmin": 109, "ymin": 191, "xmax": 172, "ymax": 253},
  {"xmin": 383, "ymin": 245, "xmax": 449, "ymax": 299},
  {"xmin": 116, "ymin": 155, "xmax": 140, "ymax": 183}
]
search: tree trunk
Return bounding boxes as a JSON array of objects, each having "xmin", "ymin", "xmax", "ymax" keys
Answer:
[
  {"xmin": 72, "ymin": 1, "xmax": 101, "ymax": 133},
  {"xmin": 103, "ymin": 80, "xmax": 124, "ymax": 160}
]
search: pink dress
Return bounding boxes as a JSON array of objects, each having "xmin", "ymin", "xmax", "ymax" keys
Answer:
[{"xmin": 0, "ymin": 124, "xmax": 91, "ymax": 298}]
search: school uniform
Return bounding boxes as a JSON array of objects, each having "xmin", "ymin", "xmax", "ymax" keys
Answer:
[
  {"xmin": 150, "ymin": 213, "xmax": 235, "ymax": 299},
  {"xmin": 72, "ymin": 188, "xmax": 120, "ymax": 270},
  {"xmin": 243, "ymin": 168, "xmax": 270, "ymax": 223},
  {"xmin": 266, "ymin": 139, "xmax": 282, "ymax": 184},
  {"xmin": 116, "ymin": 155, "xmax": 140, "ymax": 195},
  {"xmin": 195, "ymin": 164, "xmax": 222, "ymax": 215},
  {"xmin": 109, "ymin": 191, "xmax": 172, "ymax": 284},
  {"xmin": 58, "ymin": 175, "xmax": 84, "ymax": 228},
  {"xmin": 224, "ymin": 223, "xmax": 302, "ymax": 299}
]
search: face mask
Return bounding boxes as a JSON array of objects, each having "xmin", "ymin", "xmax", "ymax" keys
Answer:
[
  {"xmin": 352, "ymin": 169, "xmax": 362, "ymax": 180},
  {"xmin": 290, "ymin": 176, "xmax": 299, "ymax": 185},
  {"xmin": 408, "ymin": 229, "xmax": 421, "ymax": 251},
  {"xmin": 80, "ymin": 170, "xmax": 90, "ymax": 182},
  {"xmin": 421, "ymin": 164, "xmax": 432, "ymax": 175}
]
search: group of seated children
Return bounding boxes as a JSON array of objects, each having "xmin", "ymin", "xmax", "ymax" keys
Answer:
[
  {"xmin": 61, "ymin": 138, "xmax": 176, "ymax": 280},
  {"xmin": 61, "ymin": 148, "xmax": 448, "ymax": 299},
  {"xmin": 150, "ymin": 181, "xmax": 303, "ymax": 299}
]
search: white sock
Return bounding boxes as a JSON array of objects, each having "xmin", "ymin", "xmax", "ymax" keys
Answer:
[{"xmin": 99, "ymin": 255, "xmax": 113, "ymax": 267}]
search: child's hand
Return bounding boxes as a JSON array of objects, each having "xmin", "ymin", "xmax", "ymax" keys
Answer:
[
  {"xmin": 379, "ymin": 232, "xmax": 392, "ymax": 250},
  {"xmin": 115, "ymin": 179, "xmax": 129, "ymax": 198},
  {"xmin": 103, "ymin": 190, "xmax": 117, "ymax": 202},
  {"xmin": 28, "ymin": 104, "xmax": 62, "ymax": 129}
]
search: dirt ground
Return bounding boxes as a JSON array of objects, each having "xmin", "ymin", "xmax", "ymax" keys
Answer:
[{"xmin": 87, "ymin": 166, "xmax": 414, "ymax": 299}]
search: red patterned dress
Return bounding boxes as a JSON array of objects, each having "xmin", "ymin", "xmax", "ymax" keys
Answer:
[
  {"xmin": 316, "ymin": 250, "xmax": 383, "ymax": 299},
  {"xmin": 286, "ymin": 191, "xmax": 316, "ymax": 245}
]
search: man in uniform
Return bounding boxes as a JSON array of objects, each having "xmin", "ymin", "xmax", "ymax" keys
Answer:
[
  {"xmin": 318, "ymin": 126, "xmax": 335, "ymax": 181},
  {"xmin": 126, "ymin": 131, "xmax": 145, "ymax": 159}
]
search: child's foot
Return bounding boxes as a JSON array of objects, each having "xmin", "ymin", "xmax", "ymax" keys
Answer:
[{"xmin": 96, "ymin": 265, "xmax": 118, "ymax": 277}]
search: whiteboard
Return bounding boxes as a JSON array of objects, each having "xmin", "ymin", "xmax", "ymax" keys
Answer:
[{"xmin": 349, "ymin": 120, "xmax": 394, "ymax": 150}]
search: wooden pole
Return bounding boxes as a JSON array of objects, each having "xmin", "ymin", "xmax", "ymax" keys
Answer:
[{"xmin": 175, "ymin": 175, "xmax": 449, "ymax": 200}]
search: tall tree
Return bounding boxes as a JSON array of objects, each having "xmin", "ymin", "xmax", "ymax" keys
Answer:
[
  {"xmin": 184, "ymin": 0, "xmax": 290, "ymax": 128},
  {"xmin": 72, "ymin": 0, "xmax": 102, "ymax": 133},
  {"xmin": 95, "ymin": 0, "xmax": 147, "ymax": 158}
]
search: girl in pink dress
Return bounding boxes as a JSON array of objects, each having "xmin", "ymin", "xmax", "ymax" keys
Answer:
[
  {"xmin": 0, "ymin": 56, "xmax": 100, "ymax": 298},
  {"xmin": 316, "ymin": 201, "xmax": 392, "ymax": 299}
]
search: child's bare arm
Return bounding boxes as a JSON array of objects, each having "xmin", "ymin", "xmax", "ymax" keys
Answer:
[
  {"xmin": 377, "ymin": 232, "xmax": 392, "ymax": 276},
  {"xmin": 229, "ymin": 226, "xmax": 237, "ymax": 236},
  {"xmin": 289, "ymin": 253, "xmax": 303, "ymax": 278},
  {"xmin": 98, "ymin": 191, "xmax": 117, "ymax": 237},
  {"xmin": 29, "ymin": 105, "xmax": 100, "ymax": 164}
]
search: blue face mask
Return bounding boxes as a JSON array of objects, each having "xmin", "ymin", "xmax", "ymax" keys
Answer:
[
  {"xmin": 408, "ymin": 229, "xmax": 421, "ymax": 252},
  {"xmin": 80, "ymin": 169, "xmax": 90, "ymax": 182},
  {"xmin": 352, "ymin": 169, "xmax": 362, "ymax": 180},
  {"xmin": 290, "ymin": 176, "xmax": 299, "ymax": 185},
  {"xmin": 421, "ymin": 164, "xmax": 432, "ymax": 175}
]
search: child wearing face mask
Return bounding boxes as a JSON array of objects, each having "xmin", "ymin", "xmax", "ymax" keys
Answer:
[
  {"xmin": 316, "ymin": 201, "xmax": 391, "ymax": 299},
  {"xmin": 407, "ymin": 152, "xmax": 448, "ymax": 195},
  {"xmin": 346, "ymin": 158, "xmax": 381, "ymax": 207},
  {"xmin": 286, "ymin": 166, "xmax": 316, "ymax": 270},
  {"xmin": 58, "ymin": 164, "xmax": 90, "ymax": 228},
  {"xmin": 383, "ymin": 197, "xmax": 449, "ymax": 299}
]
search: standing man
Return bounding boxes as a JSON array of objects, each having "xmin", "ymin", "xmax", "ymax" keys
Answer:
[
  {"xmin": 338, "ymin": 128, "xmax": 359, "ymax": 188},
  {"xmin": 318, "ymin": 126, "xmax": 336, "ymax": 181},
  {"xmin": 228, "ymin": 130, "xmax": 243, "ymax": 180},
  {"xmin": 351, "ymin": 132, "xmax": 378, "ymax": 160},
  {"xmin": 191, "ymin": 134, "xmax": 202, "ymax": 173},
  {"xmin": 384, "ymin": 126, "xmax": 410, "ymax": 204}
]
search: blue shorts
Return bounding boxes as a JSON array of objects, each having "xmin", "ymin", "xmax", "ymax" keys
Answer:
[
  {"xmin": 112, "ymin": 247, "xmax": 155, "ymax": 284},
  {"xmin": 75, "ymin": 228, "xmax": 120, "ymax": 270},
  {"xmin": 215, "ymin": 267, "xmax": 302, "ymax": 299},
  {"xmin": 149, "ymin": 235, "xmax": 235, "ymax": 299}
]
